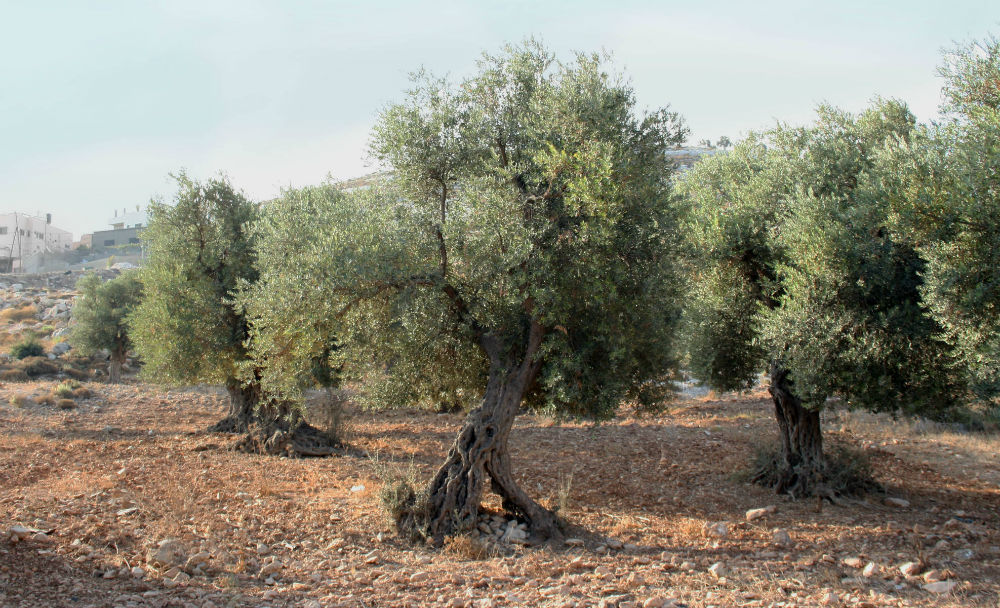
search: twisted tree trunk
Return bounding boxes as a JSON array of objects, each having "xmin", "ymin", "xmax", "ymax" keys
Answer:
[
  {"xmin": 757, "ymin": 363, "xmax": 826, "ymax": 498},
  {"xmin": 422, "ymin": 324, "xmax": 560, "ymax": 545},
  {"xmin": 208, "ymin": 379, "xmax": 259, "ymax": 433},
  {"xmin": 209, "ymin": 377, "xmax": 339, "ymax": 457},
  {"xmin": 107, "ymin": 344, "xmax": 125, "ymax": 384}
]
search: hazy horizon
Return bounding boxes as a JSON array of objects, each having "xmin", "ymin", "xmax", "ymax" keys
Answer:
[{"xmin": 2, "ymin": 0, "xmax": 998, "ymax": 239}]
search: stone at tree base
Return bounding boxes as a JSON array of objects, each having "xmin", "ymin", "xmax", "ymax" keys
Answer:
[{"xmin": 884, "ymin": 497, "xmax": 910, "ymax": 508}]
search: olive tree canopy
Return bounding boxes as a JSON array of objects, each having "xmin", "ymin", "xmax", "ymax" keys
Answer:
[{"xmin": 244, "ymin": 41, "xmax": 689, "ymax": 542}]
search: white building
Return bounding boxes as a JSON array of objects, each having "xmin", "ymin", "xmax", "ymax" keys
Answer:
[
  {"xmin": 109, "ymin": 206, "xmax": 148, "ymax": 230},
  {"xmin": 0, "ymin": 212, "xmax": 74, "ymax": 271}
]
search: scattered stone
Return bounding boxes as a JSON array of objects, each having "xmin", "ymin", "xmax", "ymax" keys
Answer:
[
  {"xmin": 746, "ymin": 505, "xmax": 776, "ymax": 521},
  {"xmin": 259, "ymin": 559, "xmax": 282, "ymax": 577},
  {"xmin": 708, "ymin": 562, "xmax": 728, "ymax": 579},
  {"xmin": 350, "ymin": 484, "xmax": 365, "ymax": 492},
  {"xmin": 862, "ymin": 562, "xmax": 878, "ymax": 578},
  {"xmin": 899, "ymin": 562, "xmax": 922, "ymax": 577},
  {"xmin": 922, "ymin": 569, "xmax": 947, "ymax": 583},
  {"xmin": 884, "ymin": 497, "xmax": 910, "ymax": 508},
  {"xmin": 703, "ymin": 522, "xmax": 728, "ymax": 539},
  {"xmin": 131, "ymin": 566, "xmax": 146, "ymax": 578},
  {"xmin": 148, "ymin": 539, "xmax": 186, "ymax": 568},
  {"xmin": 565, "ymin": 538, "xmax": 584, "ymax": 547},
  {"xmin": 922, "ymin": 581, "xmax": 957, "ymax": 594},
  {"xmin": 820, "ymin": 591, "xmax": 839, "ymax": 605},
  {"xmin": 185, "ymin": 551, "xmax": 211, "ymax": 570},
  {"xmin": 772, "ymin": 529, "xmax": 792, "ymax": 546},
  {"xmin": 842, "ymin": 557, "xmax": 863, "ymax": 568}
]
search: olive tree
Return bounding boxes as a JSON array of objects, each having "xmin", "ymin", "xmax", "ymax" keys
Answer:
[
  {"xmin": 680, "ymin": 100, "xmax": 960, "ymax": 498},
  {"xmin": 129, "ymin": 173, "xmax": 336, "ymax": 455},
  {"xmin": 69, "ymin": 272, "xmax": 142, "ymax": 383},
  {"xmin": 889, "ymin": 37, "xmax": 1000, "ymax": 396},
  {"xmin": 244, "ymin": 42, "xmax": 688, "ymax": 543}
]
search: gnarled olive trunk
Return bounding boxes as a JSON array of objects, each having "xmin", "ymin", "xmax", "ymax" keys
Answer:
[
  {"xmin": 756, "ymin": 363, "xmax": 826, "ymax": 498},
  {"xmin": 421, "ymin": 326, "xmax": 560, "ymax": 545},
  {"xmin": 208, "ymin": 379, "xmax": 260, "ymax": 433},
  {"xmin": 108, "ymin": 344, "xmax": 126, "ymax": 384},
  {"xmin": 210, "ymin": 377, "xmax": 339, "ymax": 457}
]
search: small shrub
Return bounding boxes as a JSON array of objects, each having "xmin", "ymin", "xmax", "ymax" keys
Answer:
[
  {"xmin": 54, "ymin": 382, "xmax": 76, "ymax": 398},
  {"xmin": 10, "ymin": 337, "xmax": 45, "ymax": 360},
  {"xmin": 370, "ymin": 453, "xmax": 428, "ymax": 542},
  {"xmin": 0, "ymin": 305, "xmax": 38, "ymax": 322},
  {"xmin": 443, "ymin": 534, "xmax": 489, "ymax": 560},
  {"xmin": 57, "ymin": 399, "xmax": 76, "ymax": 410},
  {"xmin": 37, "ymin": 394, "xmax": 56, "ymax": 406},
  {"xmin": 310, "ymin": 388, "xmax": 349, "ymax": 446},
  {"xmin": 72, "ymin": 387, "xmax": 93, "ymax": 399},
  {"xmin": 556, "ymin": 472, "xmax": 574, "ymax": 513},
  {"xmin": 17, "ymin": 357, "xmax": 59, "ymax": 378},
  {"xmin": 0, "ymin": 369, "xmax": 30, "ymax": 382},
  {"xmin": 8, "ymin": 393, "xmax": 31, "ymax": 407},
  {"xmin": 62, "ymin": 366, "xmax": 91, "ymax": 381},
  {"xmin": 748, "ymin": 442, "xmax": 882, "ymax": 497}
]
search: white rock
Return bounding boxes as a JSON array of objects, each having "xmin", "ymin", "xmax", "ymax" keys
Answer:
[
  {"xmin": 746, "ymin": 505, "xmax": 776, "ymax": 521},
  {"xmin": 922, "ymin": 581, "xmax": 957, "ymax": 594},
  {"xmin": 820, "ymin": 591, "xmax": 838, "ymax": 605},
  {"xmin": 884, "ymin": 497, "xmax": 910, "ymax": 508},
  {"xmin": 350, "ymin": 484, "xmax": 365, "ymax": 492},
  {"xmin": 899, "ymin": 561, "xmax": 922, "ymax": 577},
  {"xmin": 149, "ymin": 539, "xmax": 186, "ymax": 567},
  {"xmin": 862, "ymin": 562, "xmax": 878, "ymax": 577},
  {"xmin": 922, "ymin": 569, "xmax": 947, "ymax": 583}
]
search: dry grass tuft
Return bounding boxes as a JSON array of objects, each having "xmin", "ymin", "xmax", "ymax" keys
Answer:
[
  {"xmin": 443, "ymin": 534, "xmax": 490, "ymax": 560},
  {"xmin": 0, "ymin": 305, "xmax": 38, "ymax": 322},
  {"xmin": 8, "ymin": 392, "xmax": 32, "ymax": 407}
]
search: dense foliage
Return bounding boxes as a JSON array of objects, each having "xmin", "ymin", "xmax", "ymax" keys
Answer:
[
  {"xmin": 888, "ymin": 37, "xmax": 1000, "ymax": 396},
  {"xmin": 130, "ymin": 173, "xmax": 258, "ymax": 388},
  {"xmin": 680, "ymin": 100, "xmax": 961, "ymax": 495},
  {"xmin": 70, "ymin": 272, "xmax": 142, "ymax": 383},
  {"xmin": 244, "ymin": 41, "xmax": 690, "ymax": 540}
]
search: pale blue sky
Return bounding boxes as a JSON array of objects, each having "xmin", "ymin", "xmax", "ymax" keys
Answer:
[{"xmin": 1, "ymin": 0, "xmax": 997, "ymax": 238}]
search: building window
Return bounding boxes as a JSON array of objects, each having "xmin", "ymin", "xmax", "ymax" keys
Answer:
[
  {"xmin": 0, "ymin": 227, "xmax": 6, "ymax": 235},
  {"xmin": 128, "ymin": 237, "xmax": 140, "ymax": 244},
  {"xmin": 104, "ymin": 239, "xmax": 115, "ymax": 247}
]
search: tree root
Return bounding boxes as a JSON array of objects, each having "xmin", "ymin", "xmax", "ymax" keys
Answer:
[
  {"xmin": 232, "ymin": 419, "xmax": 340, "ymax": 457},
  {"xmin": 207, "ymin": 415, "xmax": 251, "ymax": 434}
]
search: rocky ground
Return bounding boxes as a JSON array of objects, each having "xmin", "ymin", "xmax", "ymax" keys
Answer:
[{"xmin": 1, "ymin": 378, "xmax": 998, "ymax": 608}]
